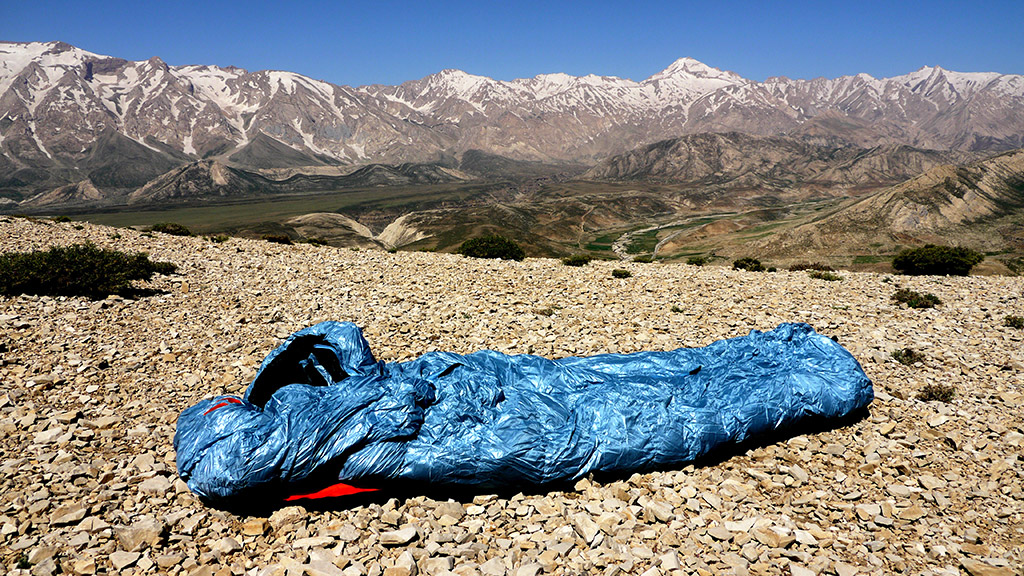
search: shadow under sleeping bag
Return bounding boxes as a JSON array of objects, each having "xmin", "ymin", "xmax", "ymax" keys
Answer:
[{"xmin": 174, "ymin": 321, "xmax": 873, "ymax": 507}]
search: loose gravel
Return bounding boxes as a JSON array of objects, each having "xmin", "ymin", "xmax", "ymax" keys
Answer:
[{"xmin": 1, "ymin": 217, "xmax": 1021, "ymax": 576}]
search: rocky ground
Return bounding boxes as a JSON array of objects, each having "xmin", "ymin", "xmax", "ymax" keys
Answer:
[{"xmin": 1, "ymin": 216, "xmax": 1022, "ymax": 576}]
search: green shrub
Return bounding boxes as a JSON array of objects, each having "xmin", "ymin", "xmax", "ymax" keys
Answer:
[
  {"xmin": 687, "ymin": 255, "xmax": 710, "ymax": 266},
  {"xmin": 789, "ymin": 262, "xmax": 834, "ymax": 272},
  {"xmin": 0, "ymin": 242, "xmax": 177, "ymax": 299},
  {"xmin": 611, "ymin": 269, "xmax": 632, "ymax": 278},
  {"xmin": 633, "ymin": 255, "xmax": 653, "ymax": 263},
  {"xmin": 892, "ymin": 347, "xmax": 925, "ymax": 365},
  {"xmin": 302, "ymin": 237, "xmax": 329, "ymax": 247},
  {"xmin": 891, "ymin": 288, "xmax": 941, "ymax": 309},
  {"xmin": 670, "ymin": 305, "xmax": 684, "ymax": 313},
  {"xmin": 808, "ymin": 270, "xmax": 843, "ymax": 281},
  {"xmin": 150, "ymin": 261, "xmax": 178, "ymax": 275},
  {"xmin": 916, "ymin": 383, "xmax": 956, "ymax": 403},
  {"xmin": 562, "ymin": 254, "xmax": 592, "ymax": 267},
  {"xmin": 209, "ymin": 234, "xmax": 230, "ymax": 243},
  {"xmin": 150, "ymin": 222, "xmax": 192, "ymax": 236},
  {"xmin": 457, "ymin": 235, "xmax": 525, "ymax": 261},
  {"xmin": 263, "ymin": 234, "xmax": 293, "ymax": 245},
  {"xmin": 733, "ymin": 257, "xmax": 766, "ymax": 272},
  {"xmin": 1006, "ymin": 257, "xmax": 1024, "ymax": 275},
  {"xmin": 52, "ymin": 216, "xmax": 72, "ymax": 223},
  {"xmin": 1005, "ymin": 315, "xmax": 1024, "ymax": 330},
  {"xmin": 892, "ymin": 245, "xmax": 983, "ymax": 276}
]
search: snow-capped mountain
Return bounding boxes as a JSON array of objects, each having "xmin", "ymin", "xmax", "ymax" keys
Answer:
[{"xmin": 2, "ymin": 40, "xmax": 1023, "ymax": 196}]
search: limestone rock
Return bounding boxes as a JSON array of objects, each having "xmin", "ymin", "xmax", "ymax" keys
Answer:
[
  {"xmin": 380, "ymin": 527, "xmax": 419, "ymax": 546},
  {"xmin": 114, "ymin": 516, "xmax": 166, "ymax": 551},
  {"xmin": 109, "ymin": 551, "xmax": 140, "ymax": 571}
]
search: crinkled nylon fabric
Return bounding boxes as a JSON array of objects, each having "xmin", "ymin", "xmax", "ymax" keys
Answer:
[{"xmin": 174, "ymin": 322, "xmax": 872, "ymax": 505}]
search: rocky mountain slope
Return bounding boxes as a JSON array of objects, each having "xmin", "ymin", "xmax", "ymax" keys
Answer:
[
  {"xmin": 584, "ymin": 132, "xmax": 979, "ymax": 199},
  {"xmin": 124, "ymin": 160, "xmax": 472, "ymax": 207},
  {"xmin": 2, "ymin": 41, "xmax": 1023, "ymax": 199},
  {"xmin": 758, "ymin": 149, "xmax": 1024, "ymax": 255},
  {"xmin": 2, "ymin": 217, "xmax": 1022, "ymax": 575},
  {"xmin": 18, "ymin": 158, "xmax": 475, "ymax": 209}
]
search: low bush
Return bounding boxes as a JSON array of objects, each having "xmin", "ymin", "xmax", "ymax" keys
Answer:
[
  {"xmin": 302, "ymin": 237, "xmax": 329, "ymax": 247},
  {"xmin": 733, "ymin": 257, "xmax": 766, "ymax": 272},
  {"xmin": 808, "ymin": 270, "xmax": 843, "ymax": 281},
  {"xmin": 457, "ymin": 235, "xmax": 525, "ymax": 261},
  {"xmin": 52, "ymin": 216, "xmax": 72, "ymax": 223},
  {"xmin": 611, "ymin": 269, "xmax": 632, "ymax": 278},
  {"xmin": 562, "ymin": 254, "xmax": 592, "ymax": 267},
  {"xmin": 0, "ymin": 242, "xmax": 177, "ymax": 299},
  {"xmin": 892, "ymin": 245, "xmax": 983, "ymax": 276},
  {"xmin": 1006, "ymin": 257, "xmax": 1024, "ymax": 275},
  {"xmin": 209, "ymin": 234, "xmax": 230, "ymax": 243},
  {"xmin": 670, "ymin": 305, "xmax": 684, "ymax": 313},
  {"xmin": 1005, "ymin": 315, "xmax": 1024, "ymax": 329},
  {"xmin": 263, "ymin": 234, "xmax": 293, "ymax": 245},
  {"xmin": 892, "ymin": 347, "xmax": 925, "ymax": 365},
  {"xmin": 916, "ymin": 383, "xmax": 956, "ymax": 403},
  {"xmin": 789, "ymin": 262, "xmax": 834, "ymax": 272},
  {"xmin": 633, "ymin": 255, "xmax": 653, "ymax": 263},
  {"xmin": 150, "ymin": 222, "xmax": 192, "ymax": 236},
  {"xmin": 687, "ymin": 255, "xmax": 710, "ymax": 266},
  {"xmin": 892, "ymin": 288, "xmax": 941, "ymax": 309}
]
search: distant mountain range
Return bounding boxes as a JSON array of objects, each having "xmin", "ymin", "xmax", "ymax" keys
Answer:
[{"xmin": 3, "ymin": 40, "xmax": 1024, "ymax": 200}]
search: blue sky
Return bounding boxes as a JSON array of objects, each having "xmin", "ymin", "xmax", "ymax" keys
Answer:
[{"xmin": 5, "ymin": 0, "xmax": 1023, "ymax": 86}]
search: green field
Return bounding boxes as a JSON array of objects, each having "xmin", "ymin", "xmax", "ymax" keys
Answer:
[
  {"xmin": 625, "ymin": 229, "xmax": 661, "ymax": 254},
  {"xmin": 70, "ymin": 184, "xmax": 493, "ymax": 234},
  {"xmin": 583, "ymin": 231, "xmax": 620, "ymax": 252},
  {"xmin": 852, "ymin": 254, "xmax": 890, "ymax": 264}
]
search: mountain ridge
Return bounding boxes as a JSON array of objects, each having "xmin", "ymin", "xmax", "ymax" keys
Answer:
[
  {"xmin": 754, "ymin": 149, "xmax": 1024, "ymax": 256},
  {"xmin": 583, "ymin": 132, "xmax": 980, "ymax": 199},
  {"xmin": 3, "ymin": 40, "xmax": 1024, "ymax": 199}
]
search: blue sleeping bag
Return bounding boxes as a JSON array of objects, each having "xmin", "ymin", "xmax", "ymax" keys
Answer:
[{"xmin": 174, "ymin": 322, "xmax": 872, "ymax": 506}]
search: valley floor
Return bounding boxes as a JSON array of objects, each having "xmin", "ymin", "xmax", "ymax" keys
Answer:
[{"xmin": 0, "ymin": 217, "xmax": 1022, "ymax": 576}]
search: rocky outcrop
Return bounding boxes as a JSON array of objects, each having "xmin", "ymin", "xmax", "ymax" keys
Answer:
[
  {"xmin": 127, "ymin": 161, "xmax": 270, "ymax": 204},
  {"xmin": 20, "ymin": 179, "xmax": 104, "ymax": 208}
]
